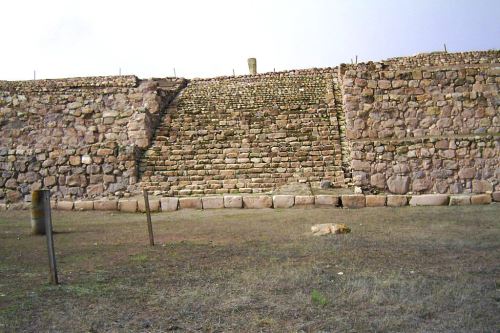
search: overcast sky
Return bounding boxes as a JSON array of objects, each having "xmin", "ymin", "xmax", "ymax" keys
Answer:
[{"xmin": 1, "ymin": 0, "xmax": 499, "ymax": 80}]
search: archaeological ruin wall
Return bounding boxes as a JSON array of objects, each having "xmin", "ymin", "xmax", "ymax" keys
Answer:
[
  {"xmin": 0, "ymin": 76, "xmax": 185, "ymax": 203},
  {"xmin": 339, "ymin": 50, "xmax": 499, "ymax": 195},
  {"xmin": 0, "ymin": 50, "xmax": 498, "ymax": 205}
]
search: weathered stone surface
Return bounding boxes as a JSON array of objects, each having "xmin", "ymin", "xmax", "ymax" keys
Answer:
[
  {"xmin": 387, "ymin": 195, "xmax": 408, "ymax": 207},
  {"xmin": 179, "ymin": 197, "xmax": 202, "ymax": 209},
  {"xmin": 449, "ymin": 196, "xmax": 471, "ymax": 206},
  {"xmin": 94, "ymin": 200, "xmax": 118, "ymax": 211},
  {"xmin": 138, "ymin": 199, "xmax": 160, "ymax": 212},
  {"xmin": 57, "ymin": 201, "xmax": 74, "ymax": 211},
  {"xmin": 470, "ymin": 194, "xmax": 492, "ymax": 205},
  {"xmin": 387, "ymin": 176, "xmax": 410, "ymax": 194},
  {"xmin": 409, "ymin": 194, "xmax": 449, "ymax": 206},
  {"xmin": 472, "ymin": 180, "xmax": 493, "ymax": 193},
  {"xmin": 119, "ymin": 199, "xmax": 138, "ymax": 213},
  {"xmin": 311, "ymin": 223, "xmax": 351, "ymax": 236},
  {"xmin": 273, "ymin": 195, "xmax": 294, "ymax": 208},
  {"xmin": 341, "ymin": 195, "xmax": 365, "ymax": 208},
  {"xmin": 365, "ymin": 195, "xmax": 386, "ymax": 207},
  {"xmin": 242, "ymin": 196, "xmax": 273, "ymax": 209},
  {"xmin": 224, "ymin": 195, "xmax": 243, "ymax": 208},
  {"xmin": 160, "ymin": 197, "xmax": 179, "ymax": 211},
  {"xmin": 202, "ymin": 197, "xmax": 224, "ymax": 209},
  {"xmin": 294, "ymin": 195, "xmax": 315, "ymax": 206},
  {"xmin": 314, "ymin": 195, "xmax": 339, "ymax": 207},
  {"xmin": 0, "ymin": 203, "xmax": 7, "ymax": 211},
  {"xmin": 74, "ymin": 200, "xmax": 94, "ymax": 211},
  {"xmin": 492, "ymin": 192, "xmax": 500, "ymax": 202}
]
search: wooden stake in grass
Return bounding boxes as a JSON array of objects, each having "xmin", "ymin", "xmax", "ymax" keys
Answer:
[
  {"xmin": 143, "ymin": 189, "xmax": 155, "ymax": 246},
  {"xmin": 32, "ymin": 190, "xmax": 58, "ymax": 284}
]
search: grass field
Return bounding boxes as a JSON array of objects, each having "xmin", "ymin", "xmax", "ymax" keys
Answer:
[{"xmin": 1, "ymin": 205, "xmax": 499, "ymax": 332}]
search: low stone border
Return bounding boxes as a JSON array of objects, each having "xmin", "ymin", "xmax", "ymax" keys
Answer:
[{"xmin": 2, "ymin": 192, "xmax": 498, "ymax": 211}]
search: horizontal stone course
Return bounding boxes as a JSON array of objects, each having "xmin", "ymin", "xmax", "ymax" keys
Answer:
[
  {"xmin": 409, "ymin": 194, "xmax": 449, "ymax": 206},
  {"xmin": 341, "ymin": 194, "xmax": 365, "ymax": 208}
]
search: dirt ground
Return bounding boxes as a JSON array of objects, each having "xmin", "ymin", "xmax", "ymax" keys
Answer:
[{"xmin": 0, "ymin": 205, "xmax": 499, "ymax": 332}]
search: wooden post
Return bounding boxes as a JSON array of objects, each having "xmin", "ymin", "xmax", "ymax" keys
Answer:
[
  {"xmin": 31, "ymin": 190, "xmax": 46, "ymax": 235},
  {"xmin": 143, "ymin": 190, "xmax": 154, "ymax": 246}
]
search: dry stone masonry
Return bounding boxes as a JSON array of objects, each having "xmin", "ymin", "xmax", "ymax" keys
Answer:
[{"xmin": 0, "ymin": 50, "xmax": 499, "ymax": 208}]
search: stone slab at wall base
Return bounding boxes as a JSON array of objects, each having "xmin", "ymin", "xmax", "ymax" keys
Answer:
[
  {"xmin": 366, "ymin": 195, "xmax": 386, "ymax": 207},
  {"xmin": 492, "ymin": 192, "xmax": 500, "ymax": 202},
  {"xmin": 471, "ymin": 194, "xmax": 492, "ymax": 205},
  {"xmin": 161, "ymin": 197, "xmax": 179, "ymax": 211},
  {"xmin": 119, "ymin": 199, "xmax": 138, "ymax": 213},
  {"xmin": 202, "ymin": 197, "xmax": 224, "ymax": 209},
  {"xmin": 224, "ymin": 196, "xmax": 243, "ymax": 208},
  {"xmin": 409, "ymin": 194, "xmax": 449, "ymax": 206},
  {"xmin": 294, "ymin": 195, "xmax": 315, "ymax": 206},
  {"xmin": 243, "ymin": 196, "xmax": 273, "ymax": 209},
  {"xmin": 179, "ymin": 197, "xmax": 202, "ymax": 209},
  {"xmin": 74, "ymin": 201, "xmax": 94, "ymax": 211},
  {"xmin": 57, "ymin": 201, "xmax": 74, "ymax": 211},
  {"xmin": 273, "ymin": 195, "xmax": 294, "ymax": 208},
  {"xmin": 387, "ymin": 195, "xmax": 409, "ymax": 207},
  {"xmin": 138, "ymin": 199, "xmax": 160, "ymax": 212},
  {"xmin": 315, "ymin": 195, "xmax": 339, "ymax": 207},
  {"xmin": 449, "ymin": 196, "xmax": 471, "ymax": 206},
  {"xmin": 94, "ymin": 200, "xmax": 118, "ymax": 211},
  {"xmin": 341, "ymin": 195, "xmax": 366, "ymax": 208}
]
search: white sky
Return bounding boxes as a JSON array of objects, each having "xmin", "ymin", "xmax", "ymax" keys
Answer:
[{"xmin": 1, "ymin": 0, "xmax": 499, "ymax": 80}]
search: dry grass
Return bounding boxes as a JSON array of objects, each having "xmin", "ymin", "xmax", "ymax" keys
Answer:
[{"xmin": 0, "ymin": 205, "xmax": 499, "ymax": 332}]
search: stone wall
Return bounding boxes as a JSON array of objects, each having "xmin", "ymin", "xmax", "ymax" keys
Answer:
[
  {"xmin": 0, "ymin": 76, "xmax": 185, "ymax": 203},
  {"xmin": 340, "ymin": 51, "xmax": 500, "ymax": 194},
  {"xmin": 140, "ymin": 69, "xmax": 347, "ymax": 196}
]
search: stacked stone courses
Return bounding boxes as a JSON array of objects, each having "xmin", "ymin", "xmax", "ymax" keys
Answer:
[
  {"xmin": 0, "ymin": 50, "xmax": 499, "ymax": 206},
  {"xmin": 140, "ymin": 68, "xmax": 346, "ymax": 196}
]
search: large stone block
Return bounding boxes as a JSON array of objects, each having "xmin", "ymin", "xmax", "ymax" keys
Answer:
[
  {"xmin": 119, "ymin": 199, "xmax": 138, "ymax": 213},
  {"xmin": 314, "ymin": 195, "xmax": 339, "ymax": 207},
  {"xmin": 409, "ymin": 194, "xmax": 449, "ymax": 206},
  {"xmin": 471, "ymin": 194, "xmax": 492, "ymax": 205},
  {"xmin": 242, "ymin": 196, "xmax": 272, "ymax": 209},
  {"xmin": 74, "ymin": 200, "xmax": 94, "ymax": 211},
  {"xmin": 273, "ymin": 195, "xmax": 294, "ymax": 208},
  {"xmin": 472, "ymin": 180, "xmax": 493, "ymax": 193},
  {"xmin": 366, "ymin": 195, "xmax": 386, "ymax": 207},
  {"xmin": 202, "ymin": 197, "xmax": 224, "ymax": 209},
  {"xmin": 224, "ymin": 195, "xmax": 243, "ymax": 208},
  {"xmin": 179, "ymin": 197, "xmax": 202, "ymax": 209},
  {"xmin": 57, "ymin": 201, "xmax": 74, "ymax": 211},
  {"xmin": 138, "ymin": 199, "xmax": 160, "ymax": 212},
  {"xmin": 387, "ymin": 175, "xmax": 410, "ymax": 194},
  {"xmin": 387, "ymin": 195, "xmax": 408, "ymax": 207},
  {"xmin": 161, "ymin": 197, "xmax": 179, "ymax": 211},
  {"xmin": 341, "ymin": 194, "xmax": 365, "ymax": 208},
  {"xmin": 294, "ymin": 195, "xmax": 315, "ymax": 206},
  {"xmin": 492, "ymin": 192, "xmax": 500, "ymax": 202},
  {"xmin": 94, "ymin": 200, "xmax": 118, "ymax": 211},
  {"xmin": 0, "ymin": 203, "xmax": 7, "ymax": 211},
  {"xmin": 449, "ymin": 196, "xmax": 471, "ymax": 206}
]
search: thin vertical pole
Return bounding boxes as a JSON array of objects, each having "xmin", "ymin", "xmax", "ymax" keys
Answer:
[
  {"xmin": 173, "ymin": 68, "xmax": 176, "ymax": 78},
  {"xmin": 143, "ymin": 189, "xmax": 154, "ymax": 246},
  {"xmin": 444, "ymin": 43, "xmax": 447, "ymax": 52},
  {"xmin": 42, "ymin": 190, "xmax": 58, "ymax": 285},
  {"xmin": 33, "ymin": 70, "xmax": 36, "ymax": 80},
  {"xmin": 355, "ymin": 55, "xmax": 358, "ymax": 64}
]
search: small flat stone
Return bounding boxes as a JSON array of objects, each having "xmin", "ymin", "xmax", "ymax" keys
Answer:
[
  {"xmin": 294, "ymin": 195, "xmax": 315, "ymax": 205},
  {"xmin": 119, "ymin": 199, "xmax": 138, "ymax": 213},
  {"xmin": 471, "ymin": 194, "xmax": 492, "ymax": 205},
  {"xmin": 341, "ymin": 194, "xmax": 365, "ymax": 208},
  {"xmin": 0, "ymin": 203, "xmax": 8, "ymax": 211},
  {"xmin": 314, "ymin": 195, "xmax": 339, "ymax": 207},
  {"xmin": 365, "ymin": 195, "xmax": 386, "ymax": 207},
  {"xmin": 387, "ymin": 195, "xmax": 408, "ymax": 207},
  {"xmin": 202, "ymin": 197, "xmax": 224, "ymax": 209},
  {"xmin": 409, "ymin": 194, "xmax": 449, "ymax": 206},
  {"xmin": 57, "ymin": 201, "xmax": 74, "ymax": 211},
  {"xmin": 449, "ymin": 196, "xmax": 471, "ymax": 206},
  {"xmin": 179, "ymin": 197, "xmax": 202, "ymax": 209},
  {"xmin": 224, "ymin": 195, "xmax": 243, "ymax": 208},
  {"xmin": 492, "ymin": 191, "xmax": 500, "ymax": 202},
  {"xmin": 242, "ymin": 196, "xmax": 272, "ymax": 209},
  {"xmin": 94, "ymin": 200, "xmax": 118, "ymax": 211},
  {"xmin": 273, "ymin": 195, "xmax": 294, "ymax": 208},
  {"xmin": 160, "ymin": 197, "xmax": 179, "ymax": 211},
  {"xmin": 74, "ymin": 200, "xmax": 94, "ymax": 211}
]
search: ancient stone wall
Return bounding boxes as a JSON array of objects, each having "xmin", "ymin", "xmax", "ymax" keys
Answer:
[
  {"xmin": 0, "ymin": 76, "xmax": 185, "ymax": 203},
  {"xmin": 340, "ymin": 51, "xmax": 499, "ymax": 194},
  {"xmin": 140, "ymin": 69, "xmax": 347, "ymax": 196}
]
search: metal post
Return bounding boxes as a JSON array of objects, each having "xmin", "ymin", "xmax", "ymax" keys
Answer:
[
  {"xmin": 42, "ymin": 190, "xmax": 58, "ymax": 284},
  {"xmin": 31, "ymin": 190, "xmax": 46, "ymax": 235},
  {"xmin": 143, "ymin": 189, "xmax": 154, "ymax": 246}
]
